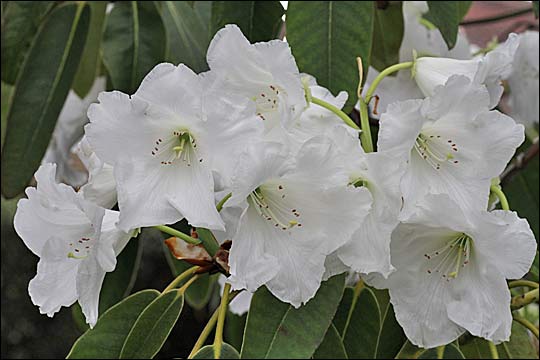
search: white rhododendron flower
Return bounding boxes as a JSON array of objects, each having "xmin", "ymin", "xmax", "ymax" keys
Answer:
[
  {"xmin": 506, "ymin": 31, "xmax": 539, "ymax": 127},
  {"xmin": 42, "ymin": 77, "xmax": 106, "ymax": 186},
  {"xmin": 13, "ymin": 164, "xmax": 134, "ymax": 327},
  {"xmin": 206, "ymin": 24, "xmax": 306, "ymax": 132},
  {"xmin": 414, "ymin": 33, "xmax": 519, "ymax": 108},
  {"xmin": 225, "ymin": 138, "xmax": 371, "ymax": 307},
  {"xmin": 370, "ymin": 194, "xmax": 536, "ymax": 348},
  {"xmin": 329, "ymin": 126, "xmax": 405, "ymax": 277},
  {"xmin": 219, "ymin": 276, "xmax": 252, "ymax": 316},
  {"xmin": 86, "ymin": 63, "xmax": 262, "ymax": 232},
  {"xmin": 76, "ymin": 137, "xmax": 117, "ymax": 209},
  {"xmin": 379, "ymin": 75, "xmax": 524, "ymax": 217}
]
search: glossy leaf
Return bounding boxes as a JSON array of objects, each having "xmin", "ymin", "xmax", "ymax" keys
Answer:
[
  {"xmin": 193, "ymin": 343, "xmax": 241, "ymax": 359},
  {"xmin": 119, "ymin": 289, "xmax": 184, "ymax": 358},
  {"xmin": 161, "ymin": 1, "xmax": 212, "ymax": 73},
  {"xmin": 287, "ymin": 1, "xmax": 374, "ymax": 112},
  {"xmin": 1, "ymin": 1, "xmax": 55, "ymax": 84},
  {"xmin": 241, "ymin": 274, "xmax": 346, "ymax": 359},
  {"xmin": 371, "ymin": 1, "xmax": 404, "ymax": 72},
  {"xmin": 1, "ymin": 3, "xmax": 90, "ymax": 198},
  {"xmin": 417, "ymin": 344, "xmax": 464, "ymax": 359},
  {"xmin": 102, "ymin": 1, "xmax": 166, "ymax": 94},
  {"xmin": 211, "ymin": 1, "xmax": 284, "ymax": 42},
  {"xmin": 72, "ymin": 1, "xmax": 107, "ymax": 98},
  {"xmin": 225, "ymin": 312, "xmax": 247, "ymax": 353},
  {"xmin": 424, "ymin": 2, "xmax": 472, "ymax": 49},
  {"xmin": 313, "ymin": 324, "xmax": 348, "ymax": 359},
  {"xmin": 67, "ymin": 290, "xmax": 160, "ymax": 358}
]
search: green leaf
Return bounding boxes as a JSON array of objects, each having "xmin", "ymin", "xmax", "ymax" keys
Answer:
[
  {"xmin": 341, "ymin": 288, "xmax": 381, "ymax": 359},
  {"xmin": 67, "ymin": 289, "xmax": 160, "ymax": 358},
  {"xmin": 424, "ymin": 2, "xmax": 472, "ymax": 49},
  {"xmin": 503, "ymin": 142, "xmax": 539, "ymax": 241},
  {"xmin": 241, "ymin": 274, "xmax": 346, "ymax": 359},
  {"xmin": 371, "ymin": 1, "xmax": 404, "ymax": 72},
  {"xmin": 161, "ymin": 1, "xmax": 212, "ymax": 73},
  {"xmin": 417, "ymin": 344, "xmax": 464, "ymax": 359},
  {"xmin": 395, "ymin": 340, "xmax": 424, "ymax": 359},
  {"xmin": 1, "ymin": 81, "xmax": 13, "ymax": 151},
  {"xmin": 102, "ymin": 1, "xmax": 166, "ymax": 94},
  {"xmin": 374, "ymin": 291, "xmax": 407, "ymax": 359},
  {"xmin": 72, "ymin": 1, "xmax": 107, "ymax": 98},
  {"xmin": 287, "ymin": 1, "xmax": 374, "ymax": 112},
  {"xmin": 533, "ymin": 1, "xmax": 539, "ymax": 18},
  {"xmin": 211, "ymin": 1, "xmax": 284, "ymax": 42},
  {"xmin": 196, "ymin": 227, "xmax": 220, "ymax": 257},
  {"xmin": 1, "ymin": 3, "xmax": 90, "ymax": 198},
  {"xmin": 119, "ymin": 289, "xmax": 184, "ymax": 358},
  {"xmin": 1, "ymin": 1, "xmax": 56, "ymax": 84},
  {"xmin": 313, "ymin": 324, "xmax": 348, "ymax": 359},
  {"xmin": 193, "ymin": 343, "xmax": 241, "ymax": 359},
  {"xmin": 100, "ymin": 235, "xmax": 143, "ymax": 313},
  {"xmin": 225, "ymin": 312, "xmax": 247, "ymax": 353}
]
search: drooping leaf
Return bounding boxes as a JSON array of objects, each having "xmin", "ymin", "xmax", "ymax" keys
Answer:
[
  {"xmin": 1, "ymin": 3, "xmax": 90, "ymax": 198},
  {"xmin": 371, "ymin": 1, "xmax": 404, "ymax": 72},
  {"xmin": 211, "ymin": 1, "xmax": 284, "ymax": 42},
  {"xmin": 341, "ymin": 288, "xmax": 381, "ymax": 359},
  {"xmin": 119, "ymin": 289, "xmax": 184, "ymax": 359},
  {"xmin": 1, "ymin": 81, "xmax": 13, "ymax": 151},
  {"xmin": 241, "ymin": 274, "xmax": 346, "ymax": 359},
  {"xmin": 287, "ymin": 1, "xmax": 374, "ymax": 112},
  {"xmin": 424, "ymin": 2, "xmax": 472, "ymax": 49},
  {"xmin": 161, "ymin": 1, "xmax": 212, "ymax": 73},
  {"xmin": 225, "ymin": 311, "xmax": 247, "ymax": 353},
  {"xmin": 417, "ymin": 344, "xmax": 465, "ymax": 359},
  {"xmin": 374, "ymin": 290, "xmax": 407, "ymax": 359},
  {"xmin": 72, "ymin": 1, "xmax": 107, "ymax": 98},
  {"xmin": 193, "ymin": 343, "xmax": 241, "ymax": 359},
  {"xmin": 102, "ymin": 1, "xmax": 166, "ymax": 94},
  {"xmin": 67, "ymin": 290, "xmax": 160, "ymax": 358},
  {"xmin": 1, "ymin": 1, "xmax": 56, "ymax": 84},
  {"xmin": 313, "ymin": 324, "xmax": 348, "ymax": 359}
]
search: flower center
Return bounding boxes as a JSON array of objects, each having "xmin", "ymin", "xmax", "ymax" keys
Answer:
[
  {"xmin": 413, "ymin": 132, "xmax": 460, "ymax": 170},
  {"xmin": 424, "ymin": 233, "xmax": 473, "ymax": 282},
  {"xmin": 253, "ymin": 84, "xmax": 281, "ymax": 121},
  {"xmin": 248, "ymin": 184, "xmax": 302, "ymax": 231},
  {"xmin": 151, "ymin": 130, "xmax": 202, "ymax": 166},
  {"xmin": 67, "ymin": 236, "xmax": 93, "ymax": 260}
]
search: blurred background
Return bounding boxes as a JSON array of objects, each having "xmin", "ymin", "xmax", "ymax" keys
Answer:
[{"xmin": 1, "ymin": 1, "xmax": 539, "ymax": 358}]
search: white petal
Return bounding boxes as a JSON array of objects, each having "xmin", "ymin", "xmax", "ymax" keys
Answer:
[
  {"xmin": 323, "ymin": 251, "xmax": 350, "ymax": 281},
  {"xmin": 219, "ymin": 276, "xmax": 252, "ymax": 316},
  {"xmin": 77, "ymin": 255, "xmax": 107, "ymax": 327},
  {"xmin": 470, "ymin": 210, "xmax": 536, "ymax": 280},
  {"xmin": 378, "ymin": 99, "xmax": 425, "ymax": 154}
]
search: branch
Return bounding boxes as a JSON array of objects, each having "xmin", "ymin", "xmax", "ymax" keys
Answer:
[
  {"xmin": 501, "ymin": 140, "xmax": 539, "ymax": 184},
  {"xmin": 461, "ymin": 8, "xmax": 533, "ymax": 26}
]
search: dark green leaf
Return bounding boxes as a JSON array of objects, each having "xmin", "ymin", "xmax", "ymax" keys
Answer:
[
  {"xmin": 424, "ymin": 2, "xmax": 472, "ymax": 49},
  {"xmin": 395, "ymin": 340, "xmax": 424, "ymax": 359},
  {"xmin": 1, "ymin": 1, "xmax": 55, "ymax": 84},
  {"xmin": 241, "ymin": 274, "xmax": 346, "ymax": 359},
  {"xmin": 67, "ymin": 290, "xmax": 160, "ymax": 358},
  {"xmin": 119, "ymin": 289, "xmax": 184, "ymax": 358},
  {"xmin": 313, "ymin": 324, "xmax": 348, "ymax": 359},
  {"xmin": 375, "ymin": 291, "xmax": 406, "ymax": 359},
  {"xmin": 1, "ymin": 81, "xmax": 13, "ymax": 151},
  {"xmin": 161, "ymin": 1, "xmax": 212, "ymax": 73},
  {"xmin": 196, "ymin": 227, "xmax": 220, "ymax": 257},
  {"xmin": 417, "ymin": 344, "xmax": 464, "ymax": 359},
  {"xmin": 287, "ymin": 1, "xmax": 374, "ymax": 112},
  {"xmin": 1, "ymin": 3, "xmax": 90, "ymax": 198},
  {"xmin": 371, "ymin": 1, "xmax": 404, "ymax": 72},
  {"xmin": 211, "ymin": 1, "xmax": 284, "ymax": 42},
  {"xmin": 102, "ymin": 1, "xmax": 166, "ymax": 93},
  {"xmin": 342, "ymin": 288, "xmax": 381, "ymax": 359},
  {"xmin": 533, "ymin": 1, "xmax": 538, "ymax": 18},
  {"xmin": 225, "ymin": 311, "xmax": 247, "ymax": 353},
  {"xmin": 193, "ymin": 343, "xmax": 241, "ymax": 359},
  {"xmin": 72, "ymin": 1, "xmax": 107, "ymax": 98}
]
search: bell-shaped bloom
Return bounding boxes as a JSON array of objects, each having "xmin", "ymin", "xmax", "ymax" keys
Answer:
[
  {"xmin": 42, "ymin": 77, "xmax": 106, "ymax": 186},
  {"xmin": 369, "ymin": 194, "xmax": 536, "ymax": 348},
  {"xmin": 13, "ymin": 164, "xmax": 134, "ymax": 327},
  {"xmin": 378, "ymin": 75, "xmax": 524, "ymax": 217},
  {"xmin": 328, "ymin": 126, "xmax": 405, "ymax": 277},
  {"xmin": 76, "ymin": 136, "xmax": 117, "ymax": 209},
  {"xmin": 86, "ymin": 63, "xmax": 263, "ymax": 232},
  {"xmin": 414, "ymin": 33, "xmax": 519, "ymax": 108},
  {"xmin": 206, "ymin": 24, "xmax": 306, "ymax": 132},
  {"xmin": 224, "ymin": 138, "xmax": 371, "ymax": 307},
  {"xmin": 506, "ymin": 31, "xmax": 539, "ymax": 127}
]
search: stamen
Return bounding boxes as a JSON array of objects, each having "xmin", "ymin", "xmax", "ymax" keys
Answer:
[
  {"xmin": 424, "ymin": 233, "xmax": 473, "ymax": 282},
  {"xmin": 249, "ymin": 185, "xmax": 301, "ymax": 231},
  {"xmin": 413, "ymin": 133, "xmax": 460, "ymax": 171}
]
